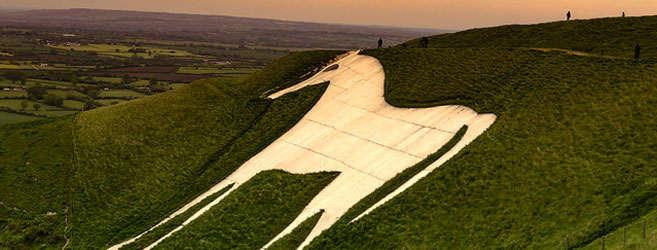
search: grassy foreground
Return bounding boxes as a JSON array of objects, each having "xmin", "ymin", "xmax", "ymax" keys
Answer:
[
  {"xmin": 0, "ymin": 118, "xmax": 73, "ymax": 249},
  {"xmin": 119, "ymin": 184, "xmax": 234, "ymax": 250},
  {"xmin": 581, "ymin": 209, "xmax": 657, "ymax": 250},
  {"xmin": 154, "ymin": 170, "xmax": 338, "ymax": 249}
]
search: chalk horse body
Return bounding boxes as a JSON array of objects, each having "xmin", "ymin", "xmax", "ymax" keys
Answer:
[{"xmin": 110, "ymin": 51, "xmax": 497, "ymax": 250}]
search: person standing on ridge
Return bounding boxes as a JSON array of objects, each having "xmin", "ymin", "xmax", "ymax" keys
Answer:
[
  {"xmin": 623, "ymin": 12, "xmax": 626, "ymax": 17},
  {"xmin": 567, "ymin": 11, "xmax": 572, "ymax": 20},
  {"xmin": 378, "ymin": 38, "xmax": 383, "ymax": 48},
  {"xmin": 635, "ymin": 44, "xmax": 641, "ymax": 60},
  {"xmin": 420, "ymin": 37, "xmax": 429, "ymax": 48}
]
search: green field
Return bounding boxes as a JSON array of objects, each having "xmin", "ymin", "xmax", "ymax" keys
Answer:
[
  {"xmin": 96, "ymin": 99, "xmax": 127, "ymax": 106},
  {"xmin": 97, "ymin": 89, "xmax": 146, "ymax": 99},
  {"xmin": 0, "ymin": 99, "xmax": 57, "ymax": 112},
  {"xmin": 47, "ymin": 44, "xmax": 200, "ymax": 59},
  {"xmin": 0, "ymin": 63, "xmax": 73, "ymax": 71},
  {"xmin": 177, "ymin": 67, "xmax": 257, "ymax": 75},
  {"xmin": 0, "ymin": 111, "xmax": 42, "ymax": 125},
  {"xmin": 92, "ymin": 76, "xmax": 124, "ymax": 84},
  {"xmin": 168, "ymin": 83, "xmax": 188, "ymax": 89},
  {"xmin": 0, "ymin": 99, "xmax": 77, "ymax": 118},
  {"xmin": 0, "ymin": 91, "xmax": 26, "ymax": 98},
  {"xmin": 27, "ymin": 78, "xmax": 75, "ymax": 88},
  {"xmin": 62, "ymin": 100, "xmax": 85, "ymax": 110},
  {"xmin": 127, "ymin": 80, "xmax": 171, "ymax": 87},
  {"xmin": 0, "ymin": 64, "xmax": 22, "ymax": 69},
  {"xmin": 47, "ymin": 89, "xmax": 89, "ymax": 99},
  {"xmin": 32, "ymin": 110, "xmax": 78, "ymax": 117}
]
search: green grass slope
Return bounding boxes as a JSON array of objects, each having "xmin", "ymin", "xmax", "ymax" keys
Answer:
[
  {"xmin": 155, "ymin": 170, "xmax": 338, "ymax": 250},
  {"xmin": 70, "ymin": 50, "xmax": 341, "ymax": 248},
  {"xmin": 6, "ymin": 15, "xmax": 657, "ymax": 250},
  {"xmin": 119, "ymin": 184, "xmax": 234, "ymax": 250},
  {"xmin": 0, "ymin": 50, "xmax": 342, "ymax": 249},
  {"xmin": 408, "ymin": 15, "xmax": 657, "ymax": 59},
  {"xmin": 268, "ymin": 212, "xmax": 324, "ymax": 250},
  {"xmin": 581, "ymin": 209, "xmax": 657, "ymax": 250},
  {"xmin": 306, "ymin": 47, "xmax": 657, "ymax": 249},
  {"xmin": 0, "ymin": 111, "xmax": 42, "ymax": 125},
  {"xmin": 0, "ymin": 118, "xmax": 73, "ymax": 249}
]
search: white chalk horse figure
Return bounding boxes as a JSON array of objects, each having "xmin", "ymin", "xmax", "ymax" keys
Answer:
[{"xmin": 110, "ymin": 51, "xmax": 497, "ymax": 250}]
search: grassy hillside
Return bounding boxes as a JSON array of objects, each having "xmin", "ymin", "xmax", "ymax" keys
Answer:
[
  {"xmin": 581, "ymin": 209, "xmax": 657, "ymax": 250},
  {"xmin": 0, "ymin": 111, "xmax": 42, "ymax": 125},
  {"xmin": 268, "ymin": 212, "xmax": 324, "ymax": 250},
  {"xmin": 407, "ymin": 16, "xmax": 657, "ymax": 59},
  {"xmin": 5, "ymin": 15, "xmax": 657, "ymax": 250},
  {"xmin": 0, "ymin": 118, "xmax": 73, "ymax": 249},
  {"xmin": 0, "ymin": 50, "xmax": 342, "ymax": 249},
  {"xmin": 70, "ymin": 50, "xmax": 341, "ymax": 248},
  {"xmin": 119, "ymin": 184, "xmax": 234, "ymax": 250},
  {"xmin": 304, "ymin": 47, "xmax": 657, "ymax": 249},
  {"xmin": 155, "ymin": 170, "xmax": 338, "ymax": 249}
]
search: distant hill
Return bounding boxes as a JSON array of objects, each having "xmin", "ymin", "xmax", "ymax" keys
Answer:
[
  {"xmin": 0, "ymin": 8, "xmax": 449, "ymax": 49},
  {"xmin": 406, "ymin": 15, "xmax": 657, "ymax": 59}
]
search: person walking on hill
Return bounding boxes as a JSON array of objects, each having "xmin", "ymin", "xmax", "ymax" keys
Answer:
[
  {"xmin": 378, "ymin": 38, "xmax": 383, "ymax": 48},
  {"xmin": 623, "ymin": 12, "xmax": 626, "ymax": 17},
  {"xmin": 635, "ymin": 44, "xmax": 641, "ymax": 60},
  {"xmin": 567, "ymin": 11, "xmax": 572, "ymax": 21}
]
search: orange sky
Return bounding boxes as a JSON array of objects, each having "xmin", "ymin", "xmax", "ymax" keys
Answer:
[{"xmin": 3, "ymin": 0, "xmax": 657, "ymax": 30}]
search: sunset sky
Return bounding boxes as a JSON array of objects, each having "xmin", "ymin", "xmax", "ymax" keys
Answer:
[{"xmin": 3, "ymin": 0, "xmax": 657, "ymax": 30}]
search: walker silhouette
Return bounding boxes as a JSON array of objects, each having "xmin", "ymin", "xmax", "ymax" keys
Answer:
[{"xmin": 111, "ymin": 51, "xmax": 497, "ymax": 250}]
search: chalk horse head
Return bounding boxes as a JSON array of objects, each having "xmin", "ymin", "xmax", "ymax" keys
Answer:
[{"xmin": 110, "ymin": 51, "xmax": 497, "ymax": 250}]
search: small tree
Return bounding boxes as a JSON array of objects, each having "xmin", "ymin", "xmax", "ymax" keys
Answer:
[
  {"xmin": 86, "ymin": 89, "xmax": 100, "ymax": 99},
  {"xmin": 27, "ymin": 85, "xmax": 47, "ymax": 100},
  {"xmin": 20, "ymin": 101, "xmax": 28, "ymax": 111},
  {"xmin": 33, "ymin": 103, "xmax": 41, "ymax": 111},
  {"xmin": 20, "ymin": 78, "xmax": 26, "ymax": 86},
  {"xmin": 149, "ymin": 78, "xmax": 158, "ymax": 88},
  {"xmin": 83, "ymin": 100, "xmax": 97, "ymax": 111},
  {"xmin": 71, "ymin": 76, "xmax": 79, "ymax": 87},
  {"xmin": 44, "ymin": 93, "xmax": 64, "ymax": 107},
  {"xmin": 4, "ymin": 71, "xmax": 26, "ymax": 83},
  {"xmin": 122, "ymin": 74, "xmax": 132, "ymax": 85}
]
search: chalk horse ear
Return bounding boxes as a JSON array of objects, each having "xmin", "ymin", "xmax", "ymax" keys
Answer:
[{"xmin": 323, "ymin": 64, "xmax": 339, "ymax": 72}]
